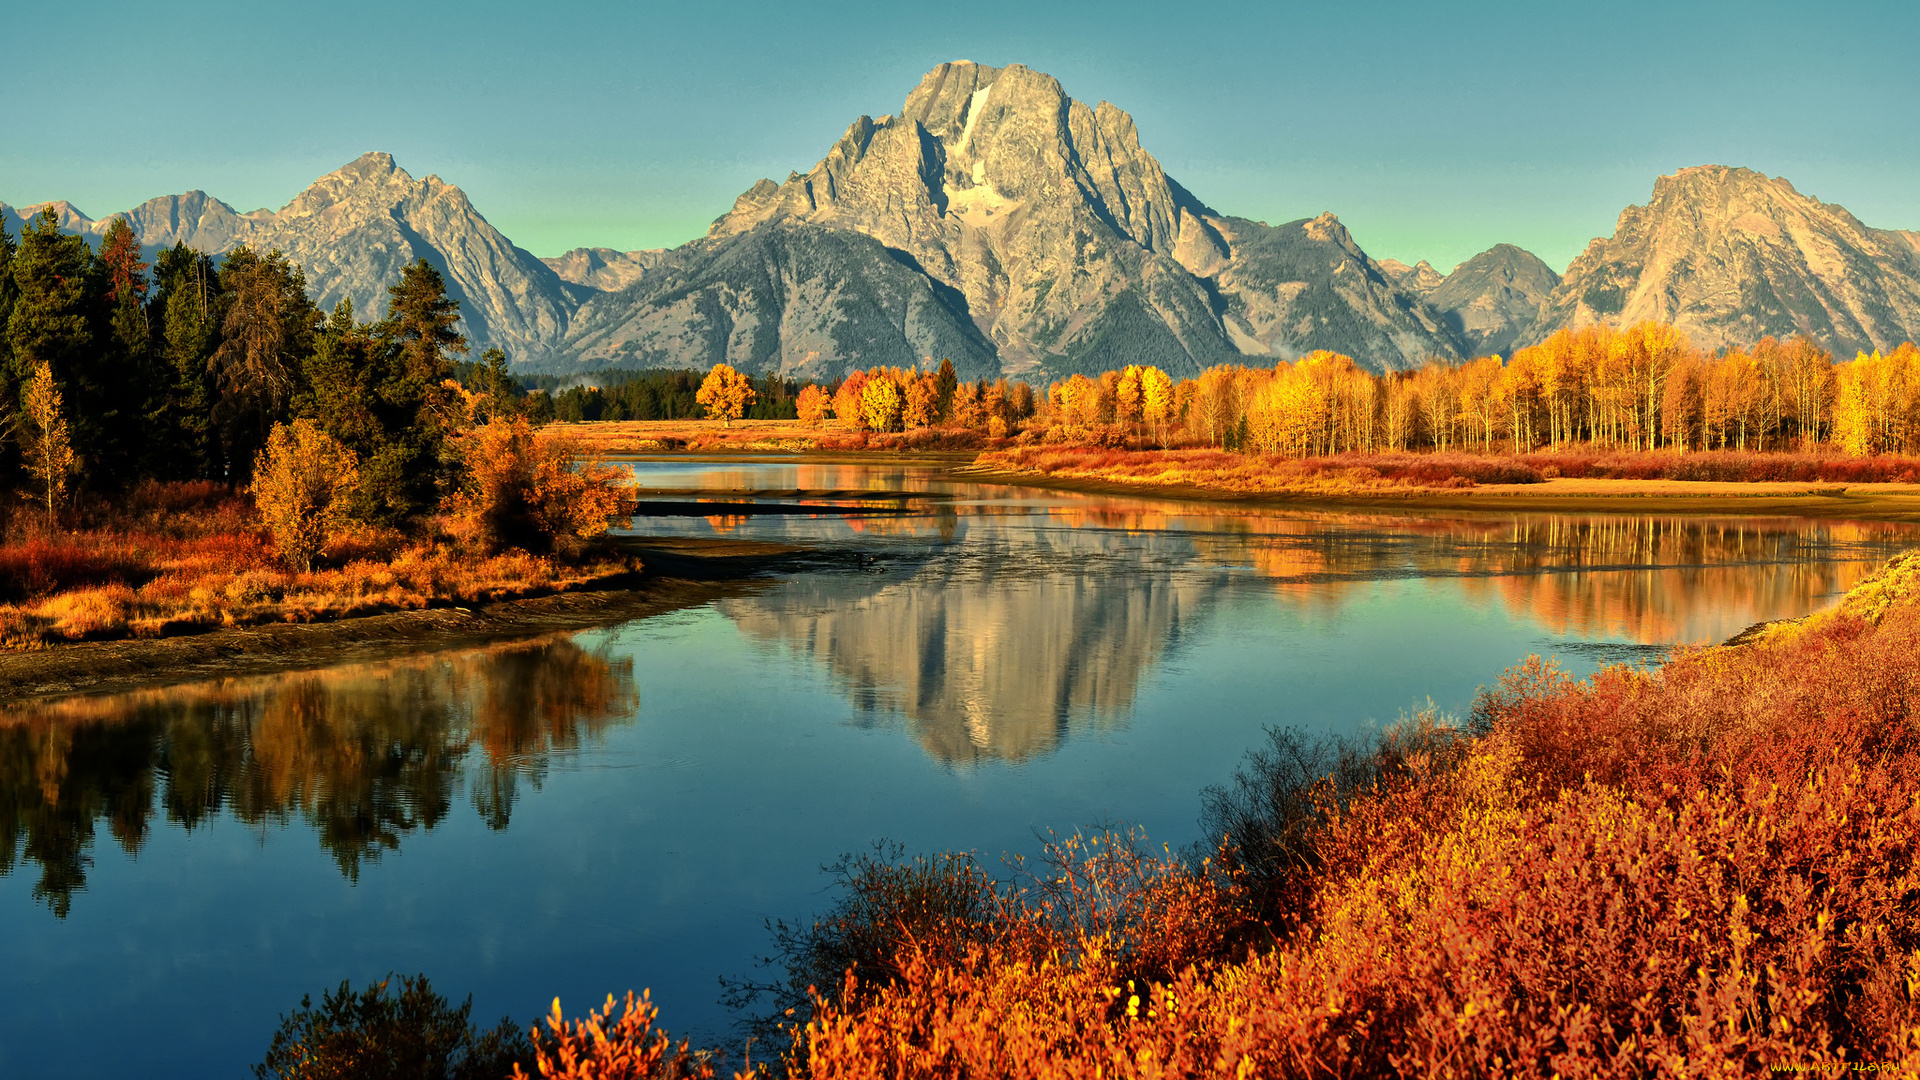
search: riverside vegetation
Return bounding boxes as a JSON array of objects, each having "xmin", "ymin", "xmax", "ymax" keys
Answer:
[
  {"xmin": 567, "ymin": 322, "xmax": 1920, "ymax": 495},
  {"xmin": 0, "ymin": 210, "xmax": 631, "ymax": 650},
  {"xmin": 253, "ymin": 549, "xmax": 1920, "ymax": 1077}
]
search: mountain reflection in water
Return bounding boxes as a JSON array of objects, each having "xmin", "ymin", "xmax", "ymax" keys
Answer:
[
  {"xmin": 714, "ymin": 505, "xmax": 1912, "ymax": 765},
  {"xmin": 0, "ymin": 637, "xmax": 635, "ymax": 916}
]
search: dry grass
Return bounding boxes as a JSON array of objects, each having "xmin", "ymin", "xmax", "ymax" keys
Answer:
[
  {"xmin": 0, "ymin": 483, "xmax": 634, "ymax": 650},
  {"xmin": 978, "ymin": 444, "xmax": 1920, "ymax": 495}
]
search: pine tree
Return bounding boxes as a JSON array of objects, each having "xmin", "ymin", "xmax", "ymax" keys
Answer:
[
  {"xmin": 150, "ymin": 244, "xmax": 222, "ymax": 479},
  {"xmin": 933, "ymin": 358, "xmax": 958, "ymax": 424},
  {"xmin": 90, "ymin": 217, "xmax": 154, "ymax": 483},
  {"xmin": 7, "ymin": 209, "xmax": 94, "ymax": 483},
  {"xmin": 211, "ymin": 246, "xmax": 319, "ymax": 479}
]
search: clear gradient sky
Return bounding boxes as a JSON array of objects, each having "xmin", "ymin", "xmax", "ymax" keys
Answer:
[{"xmin": 2, "ymin": 0, "xmax": 1914, "ymax": 273}]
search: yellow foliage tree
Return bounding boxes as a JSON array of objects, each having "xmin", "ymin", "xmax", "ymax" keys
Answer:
[
  {"xmin": 443, "ymin": 417, "xmax": 632, "ymax": 554},
  {"xmin": 20, "ymin": 361, "xmax": 76, "ymax": 527},
  {"xmin": 253, "ymin": 419, "xmax": 361, "ymax": 572},
  {"xmin": 1140, "ymin": 366, "xmax": 1174, "ymax": 428},
  {"xmin": 795, "ymin": 384, "xmax": 830, "ymax": 425},
  {"xmin": 696, "ymin": 364, "xmax": 755, "ymax": 427},
  {"xmin": 860, "ymin": 374, "xmax": 906, "ymax": 433},
  {"xmin": 904, "ymin": 372, "xmax": 940, "ymax": 429}
]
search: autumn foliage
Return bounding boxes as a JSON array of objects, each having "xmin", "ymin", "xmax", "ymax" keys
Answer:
[
  {"xmin": 509, "ymin": 550, "xmax": 1920, "ymax": 1078},
  {"xmin": 697, "ymin": 363, "xmax": 757, "ymax": 427},
  {"xmin": 442, "ymin": 416, "xmax": 633, "ymax": 555},
  {"xmin": 253, "ymin": 419, "xmax": 360, "ymax": 571}
]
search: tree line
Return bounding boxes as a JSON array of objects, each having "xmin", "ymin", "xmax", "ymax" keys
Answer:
[
  {"xmin": 1043, "ymin": 325, "xmax": 1920, "ymax": 456},
  {"xmin": 0, "ymin": 207, "xmax": 506, "ymax": 524}
]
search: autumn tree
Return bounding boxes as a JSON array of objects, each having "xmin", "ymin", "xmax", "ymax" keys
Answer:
[
  {"xmin": 860, "ymin": 374, "xmax": 906, "ymax": 433},
  {"xmin": 795, "ymin": 384, "xmax": 829, "ymax": 425},
  {"xmin": 833, "ymin": 372, "xmax": 869, "ymax": 430},
  {"xmin": 696, "ymin": 363, "xmax": 755, "ymax": 426},
  {"xmin": 904, "ymin": 371, "xmax": 940, "ymax": 428},
  {"xmin": 1140, "ymin": 366, "xmax": 1174, "ymax": 431},
  {"xmin": 253, "ymin": 419, "xmax": 360, "ymax": 572},
  {"xmin": 20, "ymin": 361, "xmax": 76, "ymax": 526},
  {"xmin": 442, "ymin": 416, "xmax": 632, "ymax": 554}
]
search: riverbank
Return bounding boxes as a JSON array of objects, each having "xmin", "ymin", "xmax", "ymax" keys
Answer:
[
  {"xmin": 954, "ymin": 463, "xmax": 1920, "ymax": 519},
  {"xmin": 0, "ymin": 536, "xmax": 806, "ymax": 703}
]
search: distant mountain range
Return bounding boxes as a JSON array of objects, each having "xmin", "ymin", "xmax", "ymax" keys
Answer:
[{"xmin": 8, "ymin": 61, "xmax": 1920, "ymax": 377}]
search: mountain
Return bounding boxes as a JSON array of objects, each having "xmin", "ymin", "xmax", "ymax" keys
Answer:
[
  {"xmin": 1426, "ymin": 243, "xmax": 1560, "ymax": 357},
  {"xmin": 562, "ymin": 220, "xmax": 1001, "ymax": 381},
  {"xmin": 566, "ymin": 60, "xmax": 1464, "ymax": 377},
  {"xmin": 542, "ymin": 247, "xmax": 667, "ymax": 292},
  {"xmin": 1529, "ymin": 166, "xmax": 1920, "ymax": 356},
  {"xmin": 3, "ymin": 153, "xmax": 585, "ymax": 365},
  {"xmin": 1379, "ymin": 258, "xmax": 1444, "ymax": 296}
]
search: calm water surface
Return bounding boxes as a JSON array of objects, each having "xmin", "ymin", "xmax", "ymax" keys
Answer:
[{"xmin": 5, "ymin": 461, "xmax": 1916, "ymax": 1077}]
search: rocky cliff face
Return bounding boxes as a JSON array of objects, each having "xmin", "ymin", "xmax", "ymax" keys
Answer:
[
  {"xmin": 4, "ymin": 154, "xmax": 586, "ymax": 365},
  {"xmin": 660, "ymin": 61, "xmax": 1464, "ymax": 376},
  {"xmin": 1530, "ymin": 166, "xmax": 1920, "ymax": 356},
  {"xmin": 1426, "ymin": 243, "xmax": 1559, "ymax": 357},
  {"xmin": 563, "ymin": 221, "xmax": 1001, "ymax": 380}
]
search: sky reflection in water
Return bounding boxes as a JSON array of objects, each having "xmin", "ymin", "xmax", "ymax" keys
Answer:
[{"xmin": 3, "ymin": 461, "xmax": 1915, "ymax": 1078}]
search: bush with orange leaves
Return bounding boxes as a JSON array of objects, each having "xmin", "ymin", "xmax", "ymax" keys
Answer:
[
  {"xmin": 513, "ymin": 992, "xmax": 718, "ymax": 1080},
  {"xmin": 442, "ymin": 417, "xmax": 633, "ymax": 555}
]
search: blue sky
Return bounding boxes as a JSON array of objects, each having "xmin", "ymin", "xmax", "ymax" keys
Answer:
[{"xmin": 2, "ymin": 0, "xmax": 1913, "ymax": 272}]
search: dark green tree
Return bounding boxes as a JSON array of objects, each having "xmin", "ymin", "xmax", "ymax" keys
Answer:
[
  {"xmin": 89, "ymin": 217, "xmax": 155, "ymax": 484},
  {"xmin": 7, "ymin": 209, "xmax": 95, "ymax": 480},
  {"xmin": 211, "ymin": 246, "xmax": 319, "ymax": 480},
  {"xmin": 358, "ymin": 259, "xmax": 467, "ymax": 520},
  {"xmin": 254, "ymin": 974, "xmax": 531, "ymax": 1080},
  {"xmin": 934, "ymin": 357, "xmax": 958, "ymax": 424},
  {"xmin": 149, "ymin": 244, "xmax": 223, "ymax": 479},
  {"xmin": 474, "ymin": 347, "xmax": 518, "ymax": 420}
]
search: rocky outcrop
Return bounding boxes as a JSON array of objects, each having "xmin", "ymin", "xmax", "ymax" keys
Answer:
[
  {"xmin": 1529, "ymin": 166, "xmax": 1920, "ymax": 356},
  {"xmin": 1425, "ymin": 243, "xmax": 1559, "ymax": 357},
  {"xmin": 1379, "ymin": 258, "xmax": 1444, "ymax": 297}
]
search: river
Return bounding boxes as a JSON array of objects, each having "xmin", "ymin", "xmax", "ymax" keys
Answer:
[{"xmin": 3, "ymin": 460, "xmax": 1915, "ymax": 1077}]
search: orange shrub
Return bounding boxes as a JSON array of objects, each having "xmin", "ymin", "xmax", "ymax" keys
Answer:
[{"xmin": 443, "ymin": 417, "xmax": 633, "ymax": 554}]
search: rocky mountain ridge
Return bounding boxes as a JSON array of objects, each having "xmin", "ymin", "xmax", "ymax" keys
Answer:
[
  {"xmin": 1528, "ymin": 166, "xmax": 1920, "ymax": 357},
  {"xmin": 10, "ymin": 67, "xmax": 1920, "ymax": 376}
]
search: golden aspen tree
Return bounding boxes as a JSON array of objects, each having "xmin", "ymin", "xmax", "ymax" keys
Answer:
[
  {"xmin": 21, "ymin": 361, "xmax": 76, "ymax": 527},
  {"xmin": 253, "ymin": 419, "xmax": 359, "ymax": 572},
  {"xmin": 1139, "ymin": 366, "xmax": 1174, "ymax": 426},
  {"xmin": 904, "ymin": 372, "xmax": 940, "ymax": 428},
  {"xmin": 696, "ymin": 363, "xmax": 756, "ymax": 426},
  {"xmin": 859, "ymin": 373, "xmax": 905, "ymax": 432},
  {"xmin": 1114, "ymin": 365, "xmax": 1144, "ymax": 424},
  {"xmin": 795, "ymin": 384, "xmax": 830, "ymax": 425}
]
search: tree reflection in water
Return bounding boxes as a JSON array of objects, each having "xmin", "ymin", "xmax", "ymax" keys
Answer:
[
  {"xmin": 0, "ymin": 637, "xmax": 636, "ymax": 916},
  {"xmin": 722, "ymin": 508, "xmax": 1916, "ymax": 766}
]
